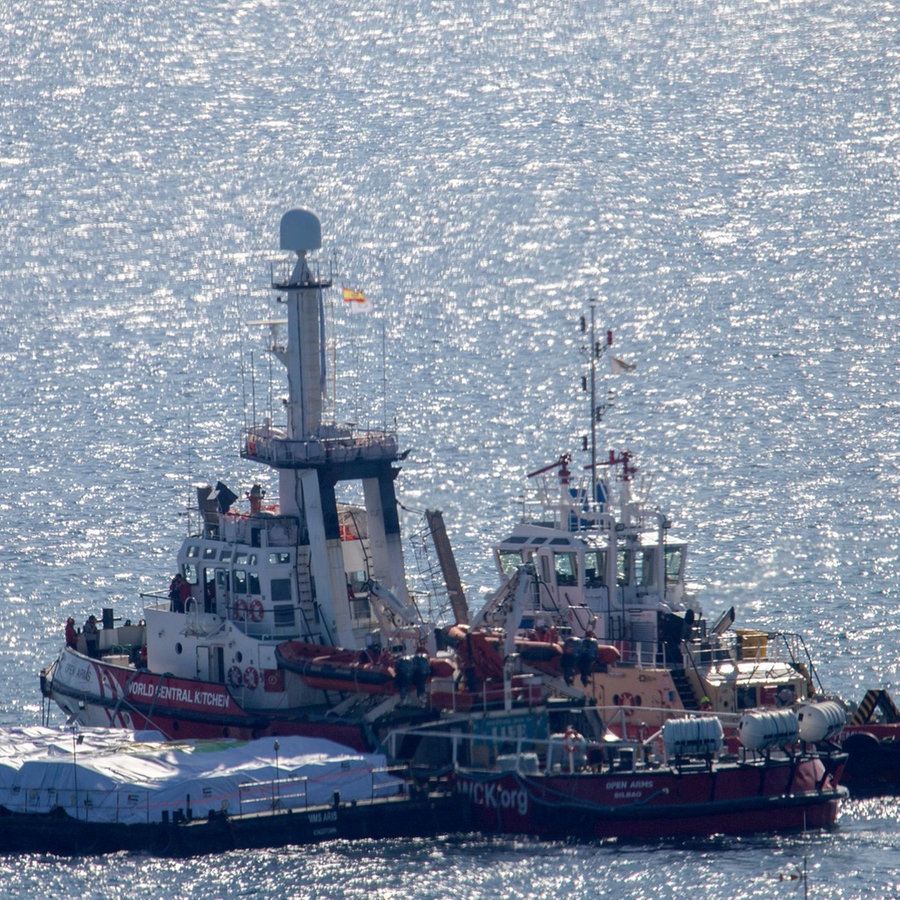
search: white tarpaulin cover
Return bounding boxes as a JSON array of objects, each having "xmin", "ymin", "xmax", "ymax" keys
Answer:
[{"xmin": 0, "ymin": 726, "xmax": 402, "ymax": 825}]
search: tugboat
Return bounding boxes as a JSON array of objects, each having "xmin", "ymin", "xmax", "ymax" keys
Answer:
[
  {"xmin": 40, "ymin": 210, "xmax": 452, "ymax": 749},
  {"xmin": 446, "ymin": 302, "xmax": 823, "ymax": 743}
]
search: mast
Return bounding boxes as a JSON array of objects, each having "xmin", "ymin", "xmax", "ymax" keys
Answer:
[
  {"xmin": 242, "ymin": 210, "xmax": 412, "ymax": 650},
  {"xmin": 581, "ymin": 299, "xmax": 612, "ymax": 513}
]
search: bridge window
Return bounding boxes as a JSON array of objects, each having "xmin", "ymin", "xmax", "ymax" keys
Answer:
[
  {"xmin": 271, "ymin": 578, "xmax": 291, "ymax": 602},
  {"xmin": 554, "ymin": 552, "xmax": 577, "ymax": 587},
  {"xmin": 584, "ymin": 550, "xmax": 606, "ymax": 588},
  {"xmin": 617, "ymin": 550, "xmax": 630, "ymax": 586},
  {"xmin": 233, "ymin": 570, "xmax": 247, "ymax": 594},
  {"xmin": 498, "ymin": 551, "xmax": 522, "ymax": 576},
  {"xmin": 665, "ymin": 546, "xmax": 685, "ymax": 584},
  {"xmin": 637, "ymin": 549, "xmax": 657, "ymax": 588}
]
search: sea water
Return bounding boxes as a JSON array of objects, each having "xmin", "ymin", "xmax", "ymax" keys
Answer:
[{"xmin": 0, "ymin": 0, "xmax": 897, "ymax": 896}]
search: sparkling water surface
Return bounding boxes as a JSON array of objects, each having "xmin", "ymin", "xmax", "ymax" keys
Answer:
[{"xmin": 1, "ymin": 0, "xmax": 897, "ymax": 896}]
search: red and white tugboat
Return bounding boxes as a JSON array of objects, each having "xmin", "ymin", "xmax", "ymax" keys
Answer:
[
  {"xmin": 448, "ymin": 302, "xmax": 824, "ymax": 743},
  {"xmin": 40, "ymin": 210, "xmax": 451, "ymax": 749}
]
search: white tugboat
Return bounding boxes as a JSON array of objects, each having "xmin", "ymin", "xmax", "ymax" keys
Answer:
[
  {"xmin": 41, "ymin": 210, "xmax": 450, "ymax": 749},
  {"xmin": 443, "ymin": 302, "xmax": 823, "ymax": 741}
]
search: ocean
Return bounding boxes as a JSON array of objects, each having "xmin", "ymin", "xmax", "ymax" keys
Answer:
[{"xmin": 0, "ymin": 0, "xmax": 897, "ymax": 896}]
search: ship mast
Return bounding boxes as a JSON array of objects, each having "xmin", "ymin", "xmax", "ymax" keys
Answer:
[
  {"xmin": 582, "ymin": 298, "xmax": 612, "ymax": 513},
  {"xmin": 241, "ymin": 210, "xmax": 412, "ymax": 650}
]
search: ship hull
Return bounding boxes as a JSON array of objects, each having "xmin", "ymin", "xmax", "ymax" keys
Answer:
[
  {"xmin": 455, "ymin": 757, "xmax": 845, "ymax": 840},
  {"xmin": 0, "ymin": 791, "xmax": 465, "ymax": 857},
  {"xmin": 43, "ymin": 647, "xmax": 377, "ymax": 749}
]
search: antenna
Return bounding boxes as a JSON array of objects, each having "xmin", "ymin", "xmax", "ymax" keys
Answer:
[{"xmin": 583, "ymin": 298, "xmax": 614, "ymax": 510}]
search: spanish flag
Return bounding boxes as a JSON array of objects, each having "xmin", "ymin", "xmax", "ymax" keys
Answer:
[{"xmin": 342, "ymin": 287, "xmax": 373, "ymax": 313}]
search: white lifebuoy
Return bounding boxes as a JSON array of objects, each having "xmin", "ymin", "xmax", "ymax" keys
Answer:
[
  {"xmin": 228, "ymin": 665, "xmax": 243, "ymax": 687},
  {"xmin": 243, "ymin": 666, "xmax": 259, "ymax": 690},
  {"xmin": 249, "ymin": 600, "xmax": 264, "ymax": 623},
  {"xmin": 233, "ymin": 599, "xmax": 248, "ymax": 622}
]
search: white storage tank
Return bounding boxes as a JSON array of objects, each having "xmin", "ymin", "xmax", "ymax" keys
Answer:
[
  {"xmin": 663, "ymin": 716, "xmax": 724, "ymax": 758},
  {"xmin": 737, "ymin": 709, "xmax": 800, "ymax": 751},
  {"xmin": 797, "ymin": 701, "xmax": 846, "ymax": 743}
]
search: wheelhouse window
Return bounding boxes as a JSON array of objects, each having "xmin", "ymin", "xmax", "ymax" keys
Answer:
[
  {"xmin": 498, "ymin": 550, "xmax": 523, "ymax": 576},
  {"xmin": 637, "ymin": 549, "xmax": 657, "ymax": 588},
  {"xmin": 617, "ymin": 550, "xmax": 630, "ymax": 586},
  {"xmin": 233, "ymin": 570, "xmax": 247, "ymax": 594},
  {"xmin": 554, "ymin": 552, "xmax": 578, "ymax": 587},
  {"xmin": 665, "ymin": 546, "xmax": 685, "ymax": 584},
  {"xmin": 584, "ymin": 549, "xmax": 606, "ymax": 588}
]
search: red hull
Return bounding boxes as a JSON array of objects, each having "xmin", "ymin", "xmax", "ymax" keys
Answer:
[
  {"xmin": 46, "ymin": 649, "xmax": 371, "ymax": 749},
  {"xmin": 456, "ymin": 757, "xmax": 845, "ymax": 840}
]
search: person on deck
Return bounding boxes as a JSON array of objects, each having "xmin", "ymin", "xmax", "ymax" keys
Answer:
[
  {"xmin": 169, "ymin": 574, "xmax": 190, "ymax": 613},
  {"xmin": 65, "ymin": 617, "xmax": 77, "ymax": 650},
  {"xmin": 83, "ymin": 615, "xmax": 100, "ymax": 659}
]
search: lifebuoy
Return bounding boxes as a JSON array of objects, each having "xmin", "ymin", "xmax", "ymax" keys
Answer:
[
  {"xmin": 563, "ymin": 727, "xmax": 582, "ymax": 755},
  {"xmin": 228, "ymin": 665, "xmax": 243, "ymax": 687},
  {"xmin": 233, "ymin": 599, "xmax": 248, "ymax": 622},
  {"xmin": 249, "ymin": 600, "xmax": 264, "ymax": 623},
  {"xmin": 617, "ymin": 692, "xmax": 635, "ymax": 717},
  {"xmin": 243, "ymin": 666, "xmax": 259, "ymax": 690},
  {"xmin": 248, "ymin": 439, "xmax": 257, "ymax": 456}
]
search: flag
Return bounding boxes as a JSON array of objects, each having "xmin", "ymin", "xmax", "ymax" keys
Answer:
[
  {"xmin": 342, "ymin": 287, "xmax": 373, "ymax": 313},
  {"xmin": 609, "ymin": 355, "xmax": 636, "ymax": 374}
]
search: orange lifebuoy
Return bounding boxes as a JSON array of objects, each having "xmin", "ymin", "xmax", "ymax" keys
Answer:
[
  {"xmin": 243, "ymin": 666, "xmax": 259, "ymax": 690},
  {"xmin": 233, "ymin": 599, "xmax": 248, "ymax": 622},
  {"xmin": 248, "ymin": 599, "xmax": 264, "ymax": 623},
  {"xmin": 228, "ymin": 665, "xmax": 243, "ymax": 687}
]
